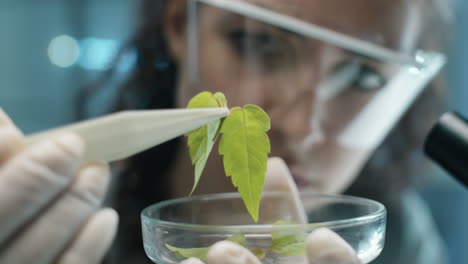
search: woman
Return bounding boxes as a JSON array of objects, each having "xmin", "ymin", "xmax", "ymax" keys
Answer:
[
  {"xmin": 0, "ymin": 0, "xmax": 452, "ymax": 263},
  {"xmin": 84, "ymin": 0, "xmax": 450, "ymax": 262}
]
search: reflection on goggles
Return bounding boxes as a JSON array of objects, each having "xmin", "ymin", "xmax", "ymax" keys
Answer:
[
  {"xmin": 318, "ymin": 61, "xmax": 363, "ymax": 101},
  {"xmin": 339, "ymin": 51, "xmax": 446, "ymax": 149}
]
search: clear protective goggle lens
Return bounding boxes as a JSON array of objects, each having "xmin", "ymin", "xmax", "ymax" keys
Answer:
[{"xmin": 186, "ymin": 0, "xmax": 446, "ymax": 189}]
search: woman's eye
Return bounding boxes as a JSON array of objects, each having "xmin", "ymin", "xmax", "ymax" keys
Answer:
[
  {"xmin": 354, "ymin": 64, "xmax": 386, "ymax": 90},
  {"xmin": 224, "ymin": 29, "xmax": 285, "ymax": 67},
  {"xmin": 226, "ymin": 30, "xmax": 275, "ymax": 55},
  {"xmin": 321, "ymin": 61, "xmax": 387, "ymax": 100}
]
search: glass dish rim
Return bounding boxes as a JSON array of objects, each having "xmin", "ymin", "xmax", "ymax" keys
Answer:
[{"xmin": 141, "ymin": 191, "xmax": 386, "ymax": 232}]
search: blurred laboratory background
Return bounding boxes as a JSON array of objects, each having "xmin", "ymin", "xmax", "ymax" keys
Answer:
[
  {"xmin": 0, "ymin": 0, "xmax": 137, "ymax": 132},
  {"xmin": 0, "ymin": 1, "xmax": 467, "ymax": 263}
]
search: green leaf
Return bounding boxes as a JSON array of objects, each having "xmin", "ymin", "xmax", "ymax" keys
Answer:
[
  {"xmin": 186, "ymin": 92, "xmax": 227, "ymax": 194},
  {"xmin": 219, "ymin": 104, "xmax": 271, "ymax": 222},
  {"xmin": 226, "ymin": 233, "xmax": 246, "ymax": 246},
  {"xmin": 272, "ymin": 242, "xmax": 306, "ymax": 256},
  {"xmin": 187, "ymin": 91, "xmax": 227, "ymax": 109},
  {"xmin": 165, "ymin": 234, "xmax": 245, "ymax": 261},
  {"xmin": 213, "ymin": 92, "xmax": 228, "ymax": 108},
  {"xmin": 271, "ymin": 221, "xmax": 306, "ymax": 256},
  {"xmin": 165, "ymin": 244, "xmax": 209, "ymax": 261},
  {"xmin": 250, "ymin": 248, "xmax": 267, "ymax": 260}
]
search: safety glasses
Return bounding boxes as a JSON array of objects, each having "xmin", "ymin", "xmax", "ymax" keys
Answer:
[{"xmin": 186, "ymin": 0, "xmax": 446, "ymax": 186}]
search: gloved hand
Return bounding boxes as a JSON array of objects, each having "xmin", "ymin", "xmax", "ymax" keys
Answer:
[
  {"xmin": 180, "ymin": 158, "xmax": 361, "ymax": 264},
  {"xmin": 0, "ymin": 108, "xmax": 118, "ymax": 264}
]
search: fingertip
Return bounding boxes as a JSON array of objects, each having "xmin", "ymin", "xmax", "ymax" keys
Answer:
[
  {"xmin": 307, "ymin": 228, "xmax": 349, "ymax": 250},
  {"xmin": 207, "ymin": 241, "xmax": 236, "ymax": 260},
  {"xmin": 85, "ymin": 208, "xmax": 119, "ymax": 245},
  {"xmin": 308, "ymin": 227, "xmax": 335, "ymax": 237},
  {"xmin": 306, "ymin": 228, "xmax": 360, "ymax": 264},
  {"xmin": 0, "ymin": 125, "xmax": 24, "ymax": 164},
  {"xmin": 267, "ymin": 157, "xmax": 288, "ymax": 173},
  {"xmin": 262, "ymin": 157, "xmax": 307, "ymax": 224},
  {"xmin": 75, "ymin": 162, "xmax": 111, "ymax": 204},
  {"xmin": 268, "ymin": 156, "xmax": 286, "ymax": 165},
  {"xmin": 95, "ymin": 208, "xmax": 119, "ymax": 236},
  {"xmin": 265, "ymin": 156, "xmax": 293, "ymax": 191},
  {"xmin": 208, "ymin": 241, "xmax": 260, "ymax": 264},
  {"xmin": 0, "ymin": 108, "xmax": 24, "ymax": 163},
  {"xmin": 0, "ymin": 107, "xmax": 15, "ymax": 127},
  {"xmin": 56, "ymin": 208, "xmax": 119, "ymax": 264},
  {"xmin": 180, "ymin": 257, "xmax": 205, "ymax": 264},
  {"xmin": 98, "ymin": 207, "xmax": 118, "ymax": 222}
]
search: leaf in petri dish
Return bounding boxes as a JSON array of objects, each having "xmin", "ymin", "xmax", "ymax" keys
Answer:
[
  {"xmin": 165, "ymin": 234, "xmax": 246, "ymax": 261},
  {"xmin": 165, "ymin": 244, "xmax": 209, "ymax": 261},
  {"xmin": 251, "ymin": 248, "xmax": 267, "ymax": 260},
  {"xmin": 226, "ymin": 233, "xmax": 246, "ymax": 246},
  {"xmin": 271, "ymin": 221, "xmax": 306, "ymax": 256}
]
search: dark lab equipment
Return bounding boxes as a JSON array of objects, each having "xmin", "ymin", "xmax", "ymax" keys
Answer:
[{"xmin": 424, "ymin": 112, "xmax": 468, "ymax": 188}]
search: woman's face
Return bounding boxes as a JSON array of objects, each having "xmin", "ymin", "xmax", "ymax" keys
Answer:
[{"xmin": 168, "ymin": 0, "xmax": 421, "ymax": 194}]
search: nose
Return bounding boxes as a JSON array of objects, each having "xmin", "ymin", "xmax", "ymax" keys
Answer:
[{"xmin": 269, "ymin": 90, "xmax": 322, "ymax": 146}]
